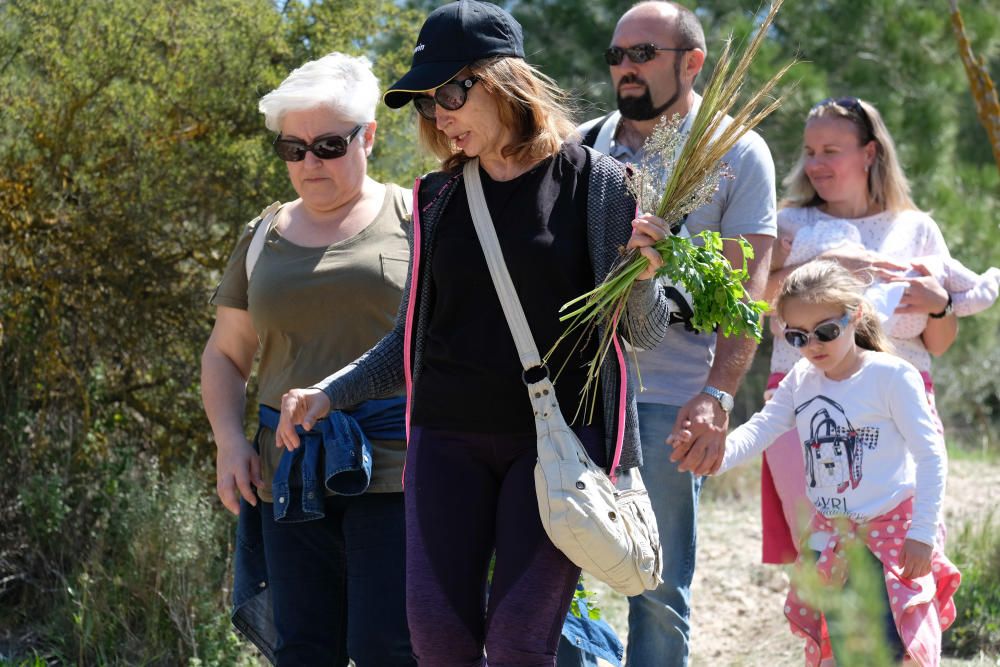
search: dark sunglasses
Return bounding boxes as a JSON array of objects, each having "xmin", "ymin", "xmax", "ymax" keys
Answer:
[
  {"xmin": 814, "ymin": 96, "xmax": 875, "ymax": 141},
  {"xmin": 413, "ymin": 76, "xmax": 480, "ymax": 121},
  {"xmin": 272, "ymin": 125, "xmax": 365, "ymax": 162},
  {"xmin": 783, "ymin": 313, "xmax": 853, "ymax": 349},
  {"xmin": 604, "ymin": 43, "xmax": 693, "ymax": 66}
]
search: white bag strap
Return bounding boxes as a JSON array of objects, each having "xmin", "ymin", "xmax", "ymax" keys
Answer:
[
  {"xmin": 462, "ymin": 159, "xmax": 543, "ymax": 372},
  {"xmin": 245, "ymin": 201, "xmax": 283, "ymax": 281}
]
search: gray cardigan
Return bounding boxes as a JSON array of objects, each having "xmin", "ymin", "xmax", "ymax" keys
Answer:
[{"xmin": 314, "ymin": 146, "xmax": 670, "ymax": 472}]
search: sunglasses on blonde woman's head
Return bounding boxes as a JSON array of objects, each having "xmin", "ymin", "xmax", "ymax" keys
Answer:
[
  {"xmin": 783, "ymin": 313, "xmax": 853, "ymax": 348},
  {"xmin": 413, "ymin": 76, "xmax": 480, "ymax": 121},
  {"xmin": 272, "ymin": 125, "xmax": 365, "ymax": 162},
  {"xmin": 604, "ymin": 43, "xmax": 693, "ymax": 66},
  {"xmin": 813, "ymin": 96, "xmax": 875, "ymax": 141}
]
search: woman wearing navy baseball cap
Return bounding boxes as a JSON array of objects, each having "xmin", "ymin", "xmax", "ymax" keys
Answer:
[{"xmin": 279, "ymin": 1, "xmax": 673, "ymax": 662}]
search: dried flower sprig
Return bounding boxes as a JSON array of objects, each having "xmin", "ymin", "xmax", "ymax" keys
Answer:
[{"xmin": 547, "ymin": 0, "xmax": 795, "ymax": 418}]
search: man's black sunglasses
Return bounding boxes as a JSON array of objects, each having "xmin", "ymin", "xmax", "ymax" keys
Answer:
[
  {"xmin": 413, "ymin": 76, "xmax": 480, "ymax": 121},
  {"xmin": 604, "ymin": 43, "xmax": 693, "ymax": 66},
  {"xmin": 272, "ymin": 125, "xmax": 365, "ymax": 162},
  {"xmin": 814, "ymin": 97, "xmax": 875, "ymax": 141}
]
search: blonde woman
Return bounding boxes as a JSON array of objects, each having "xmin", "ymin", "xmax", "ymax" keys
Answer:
[{"xmin": 760, "ymin": 97, "xmax": 961, "ymax": 564}]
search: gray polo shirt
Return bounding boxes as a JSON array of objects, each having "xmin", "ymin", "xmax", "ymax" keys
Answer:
[{"xmin": 578, "ymin": 96, "xmax": 777, "ymax": 406}]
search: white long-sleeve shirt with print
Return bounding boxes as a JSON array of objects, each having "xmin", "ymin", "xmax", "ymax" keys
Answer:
[{"xmin": 723, "ymin": 351, "xmax": 947, "ymax": 546}]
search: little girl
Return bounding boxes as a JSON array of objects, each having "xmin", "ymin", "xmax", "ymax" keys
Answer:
[{"xmin": 670, "ymin": 260, "xmax": 960, "ymax": 667}]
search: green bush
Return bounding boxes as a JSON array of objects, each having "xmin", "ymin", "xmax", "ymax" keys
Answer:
[
  {"xmin": 0, "ymin": 0, "xmax": 427, "ymax": 662},
  {"xmin": 0, "ymin": 656, "xmax": 48, "ymax": 667},
  {"xmin": 3, "ymin": 446, "xmax": 257, "ymax": 666},
  {"xmin": 943, "ymin": 513, "xmax": 1000, "ymax": 657}
]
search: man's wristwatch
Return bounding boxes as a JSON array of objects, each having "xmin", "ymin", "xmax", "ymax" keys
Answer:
[
  {"xmin": 928, "ymin": 293, "xmax": 953, "ymax": 319},
  {"xmin": 701, "ymin": 386, "xmax": 734, "ymax": 413}
]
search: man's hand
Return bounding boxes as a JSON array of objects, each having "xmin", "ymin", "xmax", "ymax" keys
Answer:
[{"xmin": 668, "ymin": 393, "xmax": 728, "ymax": 475}]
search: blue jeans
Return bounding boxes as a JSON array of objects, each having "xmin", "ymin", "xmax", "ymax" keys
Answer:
[
  {"xmin": 259, "ymin": 492, "xmax": 414, "ymax": 666},
  {"xmin": 555, "ymin": 403, "xmax": 700, "ymax": 667},
  {"xmin": 626, "ymin": 403, "xmax": 702, "ymax": 667}
]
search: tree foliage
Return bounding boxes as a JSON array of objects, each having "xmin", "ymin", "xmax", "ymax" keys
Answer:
[
  {"xmin": 0, "ymin": 0, "xmax": 997, "ymax": 661},
  {"xmin": 0, "ymin": 0, "xmax": 429, "ymax": 660}
]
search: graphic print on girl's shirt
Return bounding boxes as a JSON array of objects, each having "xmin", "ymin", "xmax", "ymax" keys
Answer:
[
  {"xmin": 719, "ymin": 352, "xmax": 945, "ymax": 547},
  {"xmin": 796, "ymin": 395, "xmax": 879, "ymax": 506}
]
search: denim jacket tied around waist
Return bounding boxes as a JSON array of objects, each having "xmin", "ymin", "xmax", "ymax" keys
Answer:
[{"xmin": 231, "ymin": 396, "xmax": 405, "ymax": 663}]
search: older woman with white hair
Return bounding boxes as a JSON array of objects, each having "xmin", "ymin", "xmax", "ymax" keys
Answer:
[{"xmin": 200, "ymin": 52, "xmax": 414, "ymax": 666}]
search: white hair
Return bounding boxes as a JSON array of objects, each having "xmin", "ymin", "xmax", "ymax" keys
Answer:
[{"xmin": 258, "ymin": 52, "xmax": 380, "ymax": 133}]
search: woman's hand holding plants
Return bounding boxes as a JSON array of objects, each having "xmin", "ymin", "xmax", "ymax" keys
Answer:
[{"xmin": 627, "ymin": 214, "xmax": 668, "ymax": 280}]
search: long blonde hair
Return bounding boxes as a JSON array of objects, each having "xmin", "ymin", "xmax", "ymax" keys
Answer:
[
  {"xmin": 781, "ymin": 98, "xmax": 919, "ymax": 213},
  {"xmin": 778, "ymin": 260, "xmax": 893, "ymax": 353},
  {"xmin": 417, "ymin": 57, "xmax": 577, "ymax": 172}
]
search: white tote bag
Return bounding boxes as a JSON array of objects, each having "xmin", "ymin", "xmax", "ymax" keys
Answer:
[{"xmin": 463, "ymin": 159, "xmax": 662, "ymax": 597}]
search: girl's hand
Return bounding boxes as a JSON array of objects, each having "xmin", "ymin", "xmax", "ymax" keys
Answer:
[
  {"xmin": 627, "ymin": 214, "xmax": 667, "ymax": 281},
  {"xmin": 666, "ymin": 421, "xmax": 693, "ymax": 447},
  {"xmin": 276, "ymin": 388, "xmax": 331, "ymax": 451},
  {"xmin": 899, "ymin": 538, "xmax": 933, "ymax": 580},
  {"xmin": 666, "ymin": 419, "xmax": 697, "ymax": 463},
  {"xmin": 669, "ymin": 398, "xmax": 727, "ymax": 475}
]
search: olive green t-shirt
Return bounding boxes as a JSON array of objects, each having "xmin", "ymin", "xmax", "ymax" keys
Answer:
[{"xmin": 210, "ymin": 184, "xmax": 410, "ymax": 500}]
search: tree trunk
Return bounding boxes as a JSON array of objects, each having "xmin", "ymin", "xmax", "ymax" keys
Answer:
[{"xmin": 949, "ymin": 0, "xmax": 1000, "ymax": 176}]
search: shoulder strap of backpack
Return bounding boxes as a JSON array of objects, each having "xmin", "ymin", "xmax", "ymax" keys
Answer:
[
  {"xmin": 582, "ymin": 112, "xmax": 614, "ymax": 149},
  {"xmin": 245, "ymin": 201, "xmax": 282, "ymax": 282}
]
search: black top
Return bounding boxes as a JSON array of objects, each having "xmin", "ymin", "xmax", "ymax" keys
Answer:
[{"xmin": 411, "ymin": 143, "xmax": 602, "ymax": 434}]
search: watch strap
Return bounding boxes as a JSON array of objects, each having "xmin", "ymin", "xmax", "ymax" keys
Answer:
[
  {"xmin": 928, "ymin": 293, "xmax": 953, "ymax": 319},
  {"xmin": 701, "ymin": 385, "xmax": 734, "ymax": 412}
]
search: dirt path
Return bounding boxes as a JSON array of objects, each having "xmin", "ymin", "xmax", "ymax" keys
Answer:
[{"xmin": 590, "ymin": 457, "xmax": 1000, "ymax": 666}]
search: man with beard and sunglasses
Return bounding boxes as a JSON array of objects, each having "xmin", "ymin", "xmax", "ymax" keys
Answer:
[{"xmin": 567, "ymin": 3, "xmax": 777, "ymax": 666}]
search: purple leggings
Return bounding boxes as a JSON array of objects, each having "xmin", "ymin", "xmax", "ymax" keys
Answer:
[{"xmin": 404, "ymin": 425, "xmax": 606, "ymax": 666}]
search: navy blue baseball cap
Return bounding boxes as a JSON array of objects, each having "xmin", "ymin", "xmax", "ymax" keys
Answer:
[{"xmin": 383, "ymin": 0, "xmax": 525, "ymax": 109}]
